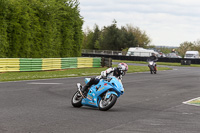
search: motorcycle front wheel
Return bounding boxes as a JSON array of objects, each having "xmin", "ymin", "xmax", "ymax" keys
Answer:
[
  {"xmin": 71, "ymin": 91, "xmax": 83, "ymax": 107},
  {"xmin": 99, "ymin": 94, "xmax": 117, "ymax": 111},
  {"xmin": 149, "ymin": 66, "xmax": 153, "ymax": 74},
  {"xmin": 150, "ymin": 70, "xmax": 153, "ymax": 74}
]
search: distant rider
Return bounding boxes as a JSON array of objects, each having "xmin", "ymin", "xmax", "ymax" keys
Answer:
[
  {"xmin": 149, "ymin": 53, "xmax": 158, "ymax": 61},
  {"xmin": 148, "ymin": 52, "xmax": 158, "ymax": 69},
  {"xmin": 79, "ymin": 63, "xmax": 128, "ymax": 97}
]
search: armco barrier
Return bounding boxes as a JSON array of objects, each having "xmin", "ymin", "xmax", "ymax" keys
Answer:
[
  {"xmin": 42, "ymin": 58, "xmax": 62, "ymax": 71},
  {"xmin": 77, "ymin": 58, "xmax": 93, "ymax": 68},
  {"xmin": 93, "ymin": 58, "xmax": 101, "ymax": 67},
  {"xmin": 0, "ymin": 58, "xmax": 20, "ymax": 72},
  {"xmin": 20, "ymin": 58, "xmax": 42, "ymax": 71},
  {"xmin": 61, "ymin": 58, "xmax": 78, "ymax": 69},
  {"xmin": 82, "ymin": 53, "xmax": 200, "ymax": 64},
  {"xmin": 0, "ymin": 57, "xmax": 101, "ymax": 72}
]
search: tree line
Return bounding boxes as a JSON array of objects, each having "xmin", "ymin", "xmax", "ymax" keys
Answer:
[
  {"xmin": 82, "ymin": 20, "xmax": 151, "ymax": 51},
  {"xmin": 0, "ymin": 0, "xmax": 83, "ymax": 58},
  {"xmin": 1, "ymin": 0, "xmax": 198, "ymax": 58},
  {"xmin": 177, "ymin": 40, "xmax": 200, "ymax": 57},
  {"xmin": 82, "ymin": 20, "xmax": 200, "ymax": 58}
]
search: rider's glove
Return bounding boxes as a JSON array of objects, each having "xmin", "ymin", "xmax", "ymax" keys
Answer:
[
  {"xmin": 100, "ymin": 71, "xmax": 107, "ymax": 79},
  {"xmin": 101, "ymin": 71, "xmax": 106, "ymax": 76}
]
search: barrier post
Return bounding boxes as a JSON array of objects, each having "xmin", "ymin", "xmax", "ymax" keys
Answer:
[
  {"xmin": 101, "ymin": 57, "xmax": 105, "ymax": 67},
  {"xmin": 104, "ymin": 58, "xmax": 112, "ymax": 67},
  {"xmin": 181, "ymin": 60, "xmax": 191, "ymax": 65}
]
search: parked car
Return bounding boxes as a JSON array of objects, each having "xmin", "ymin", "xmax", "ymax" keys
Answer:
[
  {"xmin": 184, "ymin": 51, "xmax": 199, "ymax": 58},
  {"xmin": 166, "ymin": 53, "xmax": 181, "ymax": 58},
  {"xmin": 157, "ymin": 52, "xmax": 166, "ymax": 58}
]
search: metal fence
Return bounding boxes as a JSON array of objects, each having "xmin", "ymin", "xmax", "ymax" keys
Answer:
[
  {"xmin": 82, "ymin": 49, "xmax": 124, "ymax": 55},
  {"xmin": 82, "ymin": 53, "xmax": 200, "ymax": 64},
  {"xmin": 82, "ymin": 49, "xmax": 156, "ymax": 57}
]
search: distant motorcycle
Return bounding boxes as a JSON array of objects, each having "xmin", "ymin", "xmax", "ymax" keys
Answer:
[
  {"xmin": 147, "ymin": 59, "xmax": 157, "ymax": 74},
  {"xmin": 71, "ymin": 76, "xmax": 124, "ymax": 111}
]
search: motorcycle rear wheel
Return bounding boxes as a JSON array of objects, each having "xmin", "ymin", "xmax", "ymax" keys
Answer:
[
  {"xmin": 71, "ymin": 91, "xmax": 83, "ymax": 107},
  {"xmin": 99, "ymin": 94, "xmax": 117, "ymax": 111}
]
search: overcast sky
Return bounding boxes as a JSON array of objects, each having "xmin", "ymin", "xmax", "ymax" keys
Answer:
[{"xmin": 79, "ymin": 0, "xmax": 200, "ymax": 47}]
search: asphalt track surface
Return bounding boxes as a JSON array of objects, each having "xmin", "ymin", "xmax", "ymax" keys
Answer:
[{"xmin": 0, "ymin": 65, "xmax": 200, "ymax": 133}]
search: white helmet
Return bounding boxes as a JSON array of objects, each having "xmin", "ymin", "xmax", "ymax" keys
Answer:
[{"xmin": 117, "ymin": 63, "xmax": 128, "ymax": 76}]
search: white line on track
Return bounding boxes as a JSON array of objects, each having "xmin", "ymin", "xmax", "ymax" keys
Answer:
[
  {"xmin": 27, "ymin": 82, "xmax": 63, "ymax": 85},
  {"xmin": 0, "ymin": 76, "xmax": 84, "ymax": 84},
  {"xmin": 183, "ymin": 97, "xmax": 200, "ymax": 107}
]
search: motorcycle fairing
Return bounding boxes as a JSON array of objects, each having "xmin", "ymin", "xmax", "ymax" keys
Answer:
[
  {"xmin": 81, "ymin": 87, "xmax": 99, "ymax": 107},
  {"xmin": 84, "ymin": 78, "xmax": 91, "ymax": 84},
  {"xmin": 81, "ymin": 77, "xmax": 123, "ymax": 108},
  {"xmin": 105, "ymin": 91, "xmax": 118, "ymax": 99}
]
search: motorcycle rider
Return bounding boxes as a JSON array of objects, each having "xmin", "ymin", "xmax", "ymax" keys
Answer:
[
  {"xmin": 79, "ymin": 63, "xmax": 128, "ymax": 97},
  {"xmin": 148, "ymin": 52, "xmax": 158, "ymax": 70},
  {"xmin": 149, "ymin": 52, "xmax": 158, "ymax": 61}
]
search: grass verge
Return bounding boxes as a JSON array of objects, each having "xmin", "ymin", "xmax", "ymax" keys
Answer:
[{"xmin": 0, "ymin": 65, "xmax": 171, "ymax": 82}]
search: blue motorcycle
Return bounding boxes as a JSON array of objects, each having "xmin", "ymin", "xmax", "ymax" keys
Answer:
[{"xmin": 71, "ymin": 76, "xmax": 124, "ymax": 111}]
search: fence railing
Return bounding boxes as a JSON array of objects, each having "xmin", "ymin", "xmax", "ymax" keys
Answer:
[
  {"xmin": 82, "ymin": 53, "xmax": 200, "ymax": 64},
  {"xmin": 82, "ymin": 49, "xmax": 125, "ymax": 55},
  {"xmin": 82, "ymin": 49, "xmax": 157, "ymax": 57}
]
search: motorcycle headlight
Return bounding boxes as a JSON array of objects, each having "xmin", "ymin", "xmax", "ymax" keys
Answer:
[{"xmin": 121, "ymin": 88, "xmax": 124, "ymax": 94}]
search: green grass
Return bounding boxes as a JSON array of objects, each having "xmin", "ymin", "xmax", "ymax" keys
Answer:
[
  {"xmin": 0, "ymin": 65, "xmax": 172, "ymax": 82},
  {"xmin": 0, "ymin": 68, "xmax": 105, "ymax": 82},
  {"xmin": 113, "ymin": 60, "xmax": 200, "ymax": 67}
]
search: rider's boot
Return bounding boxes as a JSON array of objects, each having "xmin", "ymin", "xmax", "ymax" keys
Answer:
[
  {"xmin": 78, "ymin": 84, "xmax": 89, "ymax": 98},
  {"xmin": 79, "ymin": 78, "xmax": 96, "ymax": 98},
  {"xmin": 81, "ymin": 85, "xmax": 89, "ymax": 97},
  {"xmin": 154, "ymin": 65, "xmax": 157, "ymax": 71},
  {"xmin": 77, "ymin": 83, "xmax": 86, "ymax": 98}
]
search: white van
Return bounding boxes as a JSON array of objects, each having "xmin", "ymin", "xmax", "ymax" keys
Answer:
[
  {"xmin": 184, "ymin": 51, "xmax": 199, "ymax": 58},
  {"xmin": 126, "ymin": 47, "xmax": 158, "ymax": 57}
]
